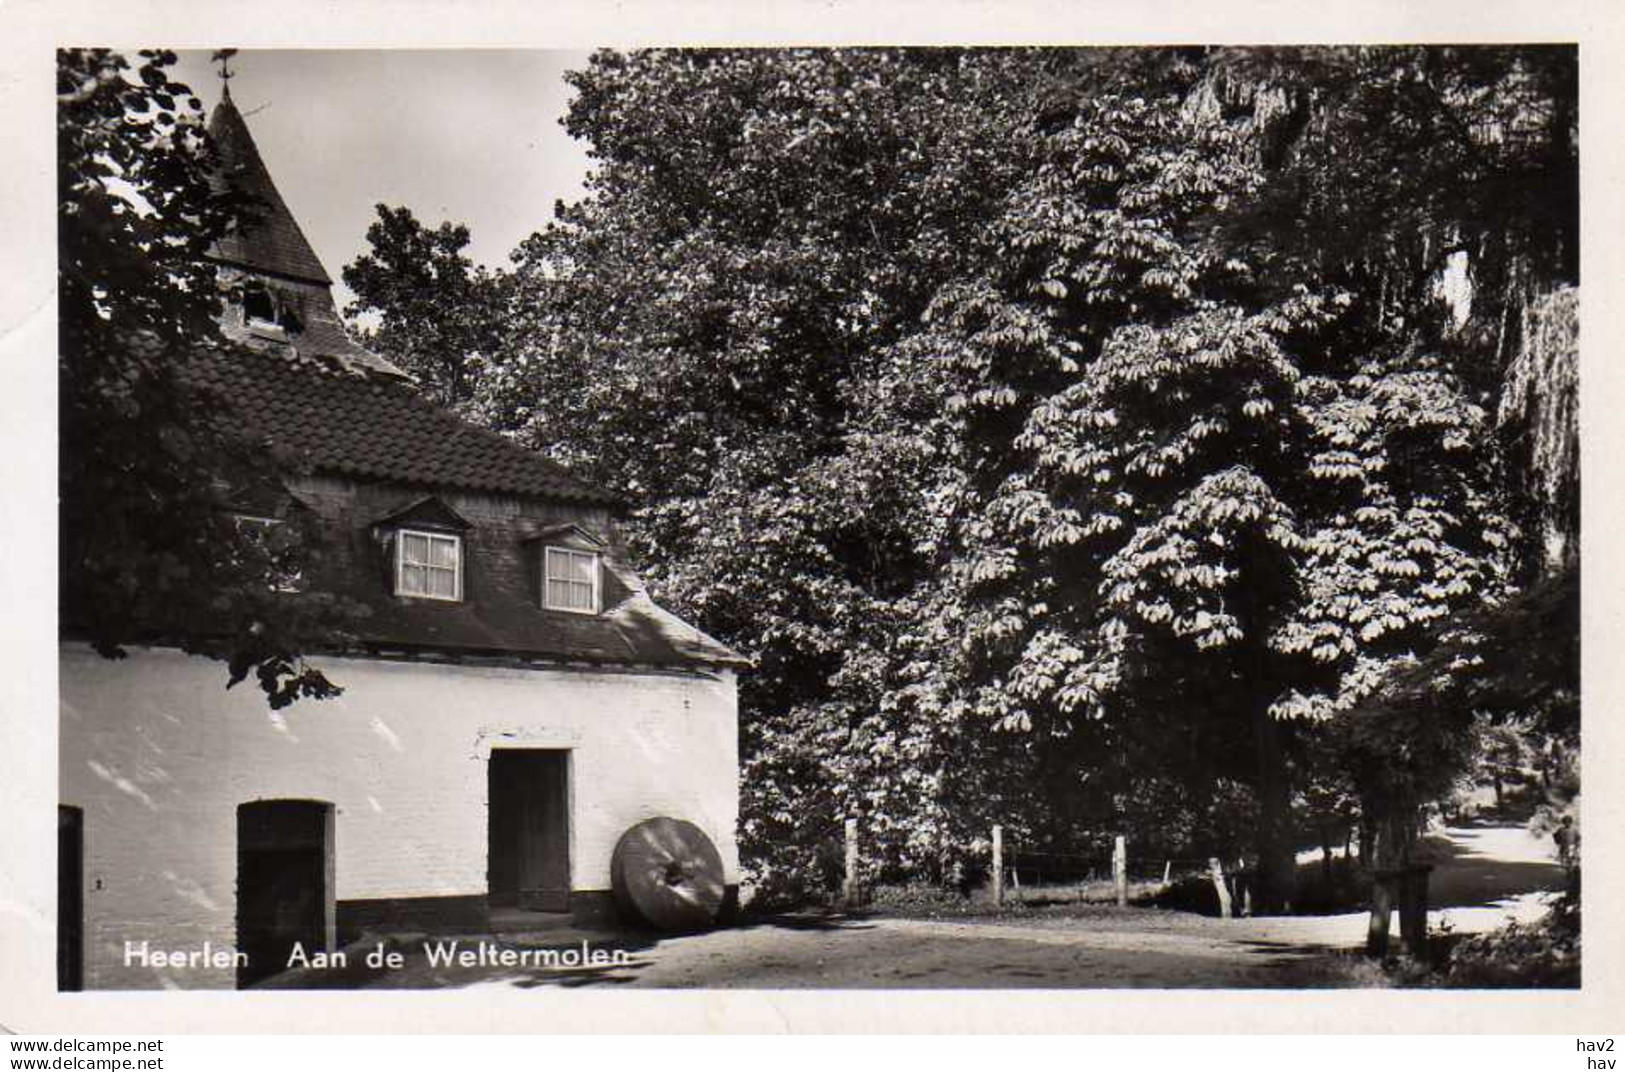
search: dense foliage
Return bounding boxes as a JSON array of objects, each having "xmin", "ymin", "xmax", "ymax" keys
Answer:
[
  {"xmin": 342, "ymin": 204, "xmax": 512, "ymax": 407},
  {"xmin": 449, "ymin": 47, "xmax": 1576, "ymax": 904},
  {"xmin": 58, "ymin": 48, "xmax": 360, "ymax": 706}
]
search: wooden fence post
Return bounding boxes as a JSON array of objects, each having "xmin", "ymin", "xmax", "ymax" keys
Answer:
[
  {"xmin": 1208, "ymin": 857, "xmax": 1233, "ymax": 919},
  {"xmin": 1113, "ymin": 835, "xmax": 1128, "ymax": 907},
  {"xmin": 992, "ymin": 824, "xmax": 1004, "ymax": 907},
  {"xmin": 1397, "ymin": 864, "xmax": 1434, "ymax": 959},
  {"xmin": 843, "ymin": 818, "xmax": 859, "ymax": 908}
]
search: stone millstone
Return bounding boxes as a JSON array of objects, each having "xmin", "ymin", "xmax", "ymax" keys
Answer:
[{"xmin": 610, "ymin": 817, "xmax": 726, "ymax": 931}]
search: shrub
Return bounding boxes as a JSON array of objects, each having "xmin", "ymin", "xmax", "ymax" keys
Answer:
[
  {"xmin": 867, "ymin": 882, "xmax": 970, "ymax": 913},
  {"xmin": 1444, "ymin": 881, "xmax": 1579, "ymax": 988}
]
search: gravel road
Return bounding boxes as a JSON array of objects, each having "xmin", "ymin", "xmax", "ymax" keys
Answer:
[{"xmin": 262, "ymin": 823, "xmax": 1565, "ymax": 990}]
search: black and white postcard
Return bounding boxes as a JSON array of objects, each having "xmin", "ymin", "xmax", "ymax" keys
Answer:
[{"xmin": 2, "ymin": 0, "xmax": 1622, "ymax": 1037}]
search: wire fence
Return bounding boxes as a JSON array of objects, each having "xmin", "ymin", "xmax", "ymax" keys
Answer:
[
  {"xmin": 831, "ymin": 817, "xmax": 1254, "ymax": 912},
  {"xmin": 1002, "ymin": 846, "xmax": 1219, "ymax": 886}
]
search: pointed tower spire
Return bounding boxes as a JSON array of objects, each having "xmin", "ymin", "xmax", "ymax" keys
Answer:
[
  {"xmin": 202, "ymin": 65, "xmax": 408, "ymax": 380},
  {"xmin": 206, "ymin": 86, "xmax": 333, "ymax": 285}
]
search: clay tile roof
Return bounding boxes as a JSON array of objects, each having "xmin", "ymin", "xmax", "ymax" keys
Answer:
[
  {"xmin": 182, "ymin": 345, "xmax": 620, "ymax": 505},
  {"xmin": 206, "ymin": 95, "xmax": 333, "ymax": 285}
]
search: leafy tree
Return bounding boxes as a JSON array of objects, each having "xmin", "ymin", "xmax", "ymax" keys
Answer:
[
  {"xmin": 58, "ymin": 47, "xmax": 359, "ymax": 707},
  {"xmin": 1206, "ymin": 47, "xmax": 1580, "ymax": 866},
  {"xmin": 892, "ymin": 62, "xmax": 1524, "ymax": 906},
  {"xmin": 475, "ymin": 47, "xmax": 1568, "ymax": 904},
  {"xmin": 343, "ymin": 205, "xmax": 512, "ymax": 408},
  {"xmin": 475, "ymin": 49, "xmax": 1062, "ymax": 893},
  {"xmin": 1499, "ymin": 286, "xmax": 1578, "ymax": 570},
  {"xmin": 1197, "ymin": 46, "xmax": 1577, "ymax": 570}
]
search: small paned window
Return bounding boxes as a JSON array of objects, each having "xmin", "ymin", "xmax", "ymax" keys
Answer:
[
  {"xmin": 396, "ymin": 529, "xmax": 462, "ymax": 601},
  {"xmin": 544, "ymin": 547, "xmax": 599, "ymax": 614}
]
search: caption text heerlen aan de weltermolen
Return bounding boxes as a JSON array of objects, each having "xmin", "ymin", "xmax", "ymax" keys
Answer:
[{"xmin": 123, "ymin": 939, "xmax": 632, "ymax": 971}]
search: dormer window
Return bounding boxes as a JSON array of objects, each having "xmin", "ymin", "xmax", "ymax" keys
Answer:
[
  {"xmin": 397, "ymin": 529, "xmax": 462, "ymax": 601},
  {"xmin": 372, "ymin": 495, "xmax": 472, "ymax": 603},
  {"xmin": 524, "ymin": 522, "xmax": 608, "ymax": 615},
  {"xmin": 544, "ymin": 547, "xmax": 599, "ymax": 614}
]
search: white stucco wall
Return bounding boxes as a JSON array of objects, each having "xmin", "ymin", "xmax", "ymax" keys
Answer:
[{"xmin": 58, "ymin": 643, "xmax": 739, "ymax": 990}]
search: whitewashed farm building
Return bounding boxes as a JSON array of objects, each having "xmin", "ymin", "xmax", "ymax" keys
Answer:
[{"xmin": 58, "ymin": 90, "xmax": 745, "ymax": 990}]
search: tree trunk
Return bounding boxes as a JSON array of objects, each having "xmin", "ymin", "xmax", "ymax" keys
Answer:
[
  {"xmin": 1365, "ymin": 873, "xmax": 1394, "ymax": 957},
  {"xmin": 1363, "ymin": 802, "xmax": 1426, "ymax": 956},
  {"xmin": 1251, "ymin": 705, "xmax": 1295, "ymax": 914}
]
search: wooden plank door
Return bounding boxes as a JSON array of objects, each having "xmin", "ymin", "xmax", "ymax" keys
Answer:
[
  {"xmin": 489, "ymin": 750, "xmax": 570, "ymax": 912},
  {"xmin": 236, "ymin": 800, "xmax": 331, "ymax": 987}
]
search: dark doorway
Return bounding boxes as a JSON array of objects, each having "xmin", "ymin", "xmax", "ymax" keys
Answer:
[
  {"xmin": 57, "ymin": 806, "xmax": 82, "ymax": 991},
  {"xmin": 487, "ymin": 750, "xmax": 570, "ymax": 912},
  {"xmin": 236, "ymin": 800, "xmax": 333, "ymax": 988}
]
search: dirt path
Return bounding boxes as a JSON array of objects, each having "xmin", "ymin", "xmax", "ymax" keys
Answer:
[{"xmin": 266, "ymin": 823, "xmax": 1565, "ymax": 989}]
